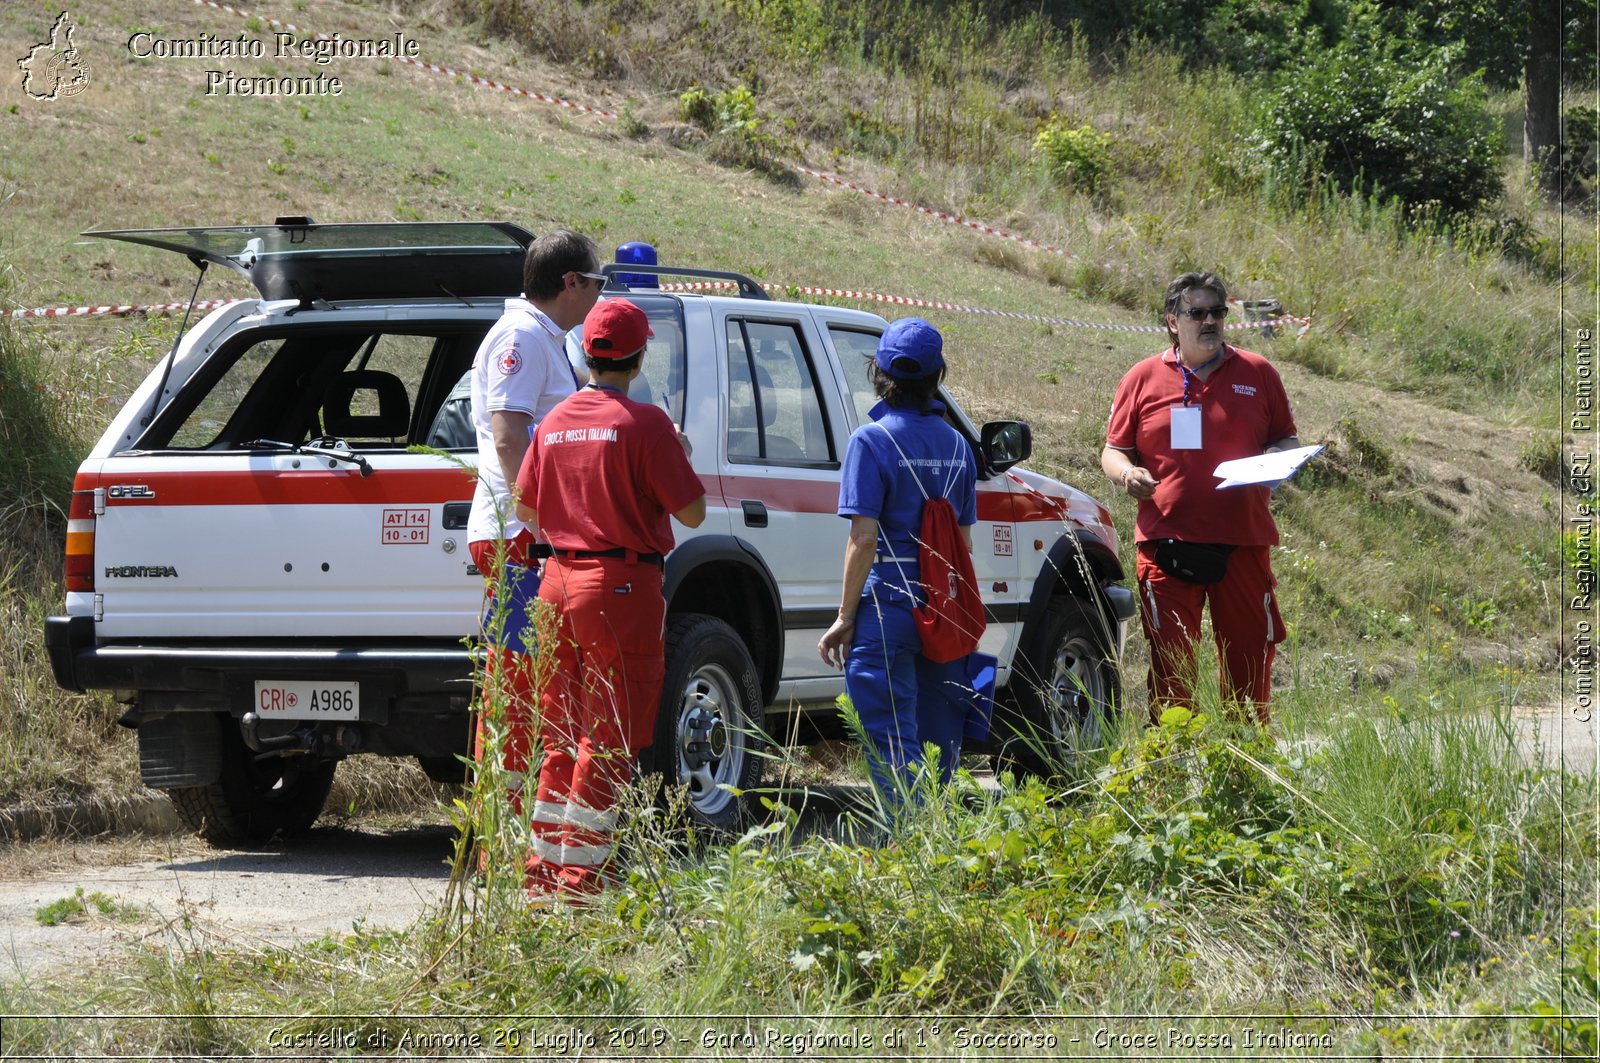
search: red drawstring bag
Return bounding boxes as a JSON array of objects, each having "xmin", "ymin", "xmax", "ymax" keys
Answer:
[
  {"xmin": 912, "ymin": 494, "xmax": 984, "ymax": 663},
  {"xmin": 876, "ymin": 424, "xmax": 985, "ymax": 663}
]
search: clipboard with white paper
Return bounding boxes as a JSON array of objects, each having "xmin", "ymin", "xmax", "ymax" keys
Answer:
[{"xmin": 1213, "ymin": 444, "xmax": 1324, "ymax": 489}]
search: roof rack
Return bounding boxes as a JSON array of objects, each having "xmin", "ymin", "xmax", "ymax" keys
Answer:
[{"xmin": 598, "ymin": 263, "xmax": 769, "ymax": 301}]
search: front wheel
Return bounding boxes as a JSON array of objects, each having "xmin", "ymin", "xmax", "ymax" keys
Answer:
[
  {"xmin": 643, "ymin": 614, "xmax": 766, "ymax": 833},
  {"xmin": 996, "ymin": 596, "xmax": 1122, "ymax": 777},
  {"xmin": 167, "ymin": 716, "xmax": 337, "ymax": 846}
]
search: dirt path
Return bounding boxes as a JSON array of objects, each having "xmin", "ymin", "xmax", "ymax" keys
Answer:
[
  {"xmin": 0, "ymin": 824, "xmax": 456, "ymax": 982},
  {"xmin": 1508, "ymin": 703, "xmax": 1598, "ymax": 774}
]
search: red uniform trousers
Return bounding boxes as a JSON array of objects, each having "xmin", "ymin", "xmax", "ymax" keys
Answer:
[
  {"xmin": 1134, "ymin": 542, "xmax": 1285, "ymax": 725},
  {"xmin": 470, "ymin": 530, "xmax": 542, "ymax": 817},
  {"xmin": 525, "ymin": 556, "xmax": 666, "ymax": 895}
]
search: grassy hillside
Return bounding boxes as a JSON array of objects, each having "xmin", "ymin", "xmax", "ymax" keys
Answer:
[{"xmin": 1, "ymin": 0, "xmax": 1594, "ymax": 1052}]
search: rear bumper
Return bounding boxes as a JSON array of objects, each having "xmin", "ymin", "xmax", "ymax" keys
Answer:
[{"xmin": 44, "ymin": 615, "xmax": 474, "ymax": 702}]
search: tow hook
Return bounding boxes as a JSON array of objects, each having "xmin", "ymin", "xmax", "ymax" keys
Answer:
[
  {"xmin": 240, "ymin": 714, "xmax": 361, "ymax": 757},
  {"xmin": 241, "ymin": 711, "xmax": 307, "ymax": 753}
]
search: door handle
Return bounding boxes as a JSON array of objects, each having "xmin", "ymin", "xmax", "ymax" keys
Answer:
[
  {"xmin": 741, "ymin": 500, "xmax": 768, "ymax": 528},
  {"xmin": 442, "ymin": 501, "xmax": 471, "ymax": 530}
]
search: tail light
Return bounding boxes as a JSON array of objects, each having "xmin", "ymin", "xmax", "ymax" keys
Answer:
[{"xmin": 65, "ymin": 475, "xmax": 98, "ymax": 592}]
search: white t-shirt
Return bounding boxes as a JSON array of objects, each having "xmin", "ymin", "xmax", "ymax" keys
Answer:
[{"xmin": 467, "ymin": 299, "xmax": 580, "ymax": 543}]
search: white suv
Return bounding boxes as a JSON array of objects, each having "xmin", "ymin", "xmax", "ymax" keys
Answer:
[{"xmin": 45, "ymin": 219, "xmax": 1134, "ymax": 843}]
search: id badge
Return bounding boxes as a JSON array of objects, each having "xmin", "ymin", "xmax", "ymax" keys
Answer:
[{"xmin": 1169, "ymin": 404, "xmax": 1202, "ymax": 449}]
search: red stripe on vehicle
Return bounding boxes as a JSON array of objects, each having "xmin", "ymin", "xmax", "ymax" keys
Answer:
[{"xmin": 86, "ymin": 467, "xmax": 479, "ymax": 507}]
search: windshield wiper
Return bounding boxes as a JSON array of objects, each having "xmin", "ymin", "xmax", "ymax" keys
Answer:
[{"xmin": 242, "ymin": 438, "xmax": 374, "ymax": 477}]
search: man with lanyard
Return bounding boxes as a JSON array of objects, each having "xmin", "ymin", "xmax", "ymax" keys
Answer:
[
  {"xmin": 1100, "ymin": 271, "xmax": 1299, "ymax": 724},
  {"xmin": 467, "ymin": 228, "xmax": 603, "ymax": 817},
  {"xmin": 818, "ymin": 317, "xmax": 978, "ymax": 807},
  {"xmin": 514, "ymin": 298, "xmax": 705, "ymax": 896}
]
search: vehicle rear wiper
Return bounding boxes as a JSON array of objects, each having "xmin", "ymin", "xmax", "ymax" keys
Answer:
[{"xmin": 241, "ymin": 438, "xmax": 374, "ymax": 477}]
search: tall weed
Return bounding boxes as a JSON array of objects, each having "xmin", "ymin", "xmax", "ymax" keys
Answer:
[{"xmin": 0, "ymin": 264, "xmax": 131, "ymax": 804}]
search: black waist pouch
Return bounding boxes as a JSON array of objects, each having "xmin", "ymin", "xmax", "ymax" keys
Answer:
[{"xmin": 1153, "ymin": 539, "xmax": 1236, "ymax": 584}]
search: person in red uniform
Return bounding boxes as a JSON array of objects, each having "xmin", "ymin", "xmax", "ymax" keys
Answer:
[
  {"xmin": 514, "ymin": 298, "xmax": 706, "ymax": 896},
  {"xmin": 1101, "ymin": 272, "xmax": 1299, "ymax": 724}
]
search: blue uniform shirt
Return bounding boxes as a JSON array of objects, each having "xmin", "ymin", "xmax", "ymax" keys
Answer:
[{"xmin": 838, "ymin": 399, "xmax": 977, "ymax": 600}]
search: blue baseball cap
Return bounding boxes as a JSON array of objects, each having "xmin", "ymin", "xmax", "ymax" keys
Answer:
[{"xmin": 874, "ymin": 317, "xmax": 945, "ymax": 380}]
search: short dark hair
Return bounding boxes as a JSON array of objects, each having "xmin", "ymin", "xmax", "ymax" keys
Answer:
[
  {"xmin": 523, "ymin": 229, "xmax": 599, "ymax": 301},
  {"xmin": 585, "ymin": 351, "xmax": 643, "ymax": 375},
  {"xmin": 870, "ymin": 360, "xmax": 944, "ymax": 409},
  {"xmin": 1163, "ymin": 271, "xmax": 1228, "ymax": 344}
]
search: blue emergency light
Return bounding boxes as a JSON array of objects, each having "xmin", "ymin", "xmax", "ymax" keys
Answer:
[{"xmin": 615, "ymin": 241, "xmax": 658, "ymax": 288}]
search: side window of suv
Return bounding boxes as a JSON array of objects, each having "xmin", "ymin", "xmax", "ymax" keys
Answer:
[
  {"xmin": 725, "ymin": 318, "xmax": 835, "ymax": 466},
  {"xmin": 165, "ymin": 339, "xmax": 288, "ymax": 449},
  {"xmin": 829, "ymin": 326, "xmax": 882, "ymax": 427},
  {"xmin": 323, "ymin": 332, "xmax": 436, "ymax": 446}
]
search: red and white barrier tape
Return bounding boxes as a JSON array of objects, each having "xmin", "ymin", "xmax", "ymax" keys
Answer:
[
  {"xmin": 10, "ymin": 286, "xmax": 1312, "ymax": 335},
  {"xmin": 192, "ymin": 0, "xmax": 618, "ymax": 118},
  {"xmin": 6, "ymin": 299, "xmax": 239, "ymax": 320},
  {"xmin": 658, "ymin": 281, "xmax": 1311, "ymax": 335}
]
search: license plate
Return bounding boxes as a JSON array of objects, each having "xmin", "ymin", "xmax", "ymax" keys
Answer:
[{"xmin": 253, "ymin": 680, "xmax": 359, "ymax": 720}]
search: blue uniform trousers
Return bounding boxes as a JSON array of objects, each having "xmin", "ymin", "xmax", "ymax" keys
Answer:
[{"xmin": 844, "ymin": 583, "xmax": 968, "ymax": 803}]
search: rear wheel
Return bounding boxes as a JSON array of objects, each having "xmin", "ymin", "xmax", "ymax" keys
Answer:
[
  {"xmin": 644, "ymin": 614, "xmax": 765, "ymax": 833},
  {"xmin": 168, "ymin": 717, "xmax": 337, "ymax": 846},
  {"xmin": 997, "ymin": 596, "xmax": 1121, "ymax": 776}
]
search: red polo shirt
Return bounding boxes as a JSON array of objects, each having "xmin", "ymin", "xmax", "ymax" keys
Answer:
[
  {"xmin": 1105, "ymin": 345, "xmax": 1296, "ymax": 546},
  {"xmin": 517, "ymin": 387, "xmax": 704, "ymax": 557}
]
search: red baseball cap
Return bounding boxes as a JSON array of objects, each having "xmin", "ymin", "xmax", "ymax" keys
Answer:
[{"xmin": 582, "ymin": 298, "xmax": 653, "ymax": 359}]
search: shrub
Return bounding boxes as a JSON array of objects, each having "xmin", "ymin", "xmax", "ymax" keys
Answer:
[
  {"xmin": 678, "ymin": 86, "xmax": 714, "ymax": 129},
  {"xmin": 678, "ymin": 85, "xmax": 761, "ymax": 135},
  {"xmin": 1252, "ymin": 34, "xmax": 1502, "ymax": 218},
  {"xmin": 1031, "ymin": 117, "xmax": 1113, "ymax": 195},
  {"xmin": 711, "ymin": 85, "xmax": 760, "ymax": 135}
]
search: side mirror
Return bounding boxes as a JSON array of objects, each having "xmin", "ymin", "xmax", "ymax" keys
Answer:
[{"xmin": 980, "ymin": 420, "xmax": 1031, "ymax": 477}]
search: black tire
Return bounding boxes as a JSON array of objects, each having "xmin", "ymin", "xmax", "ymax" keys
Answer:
[
  {"xmin": 997, "ymin": 595, "xmax": 1122, "ymax": 777},
  {"xmin": 168, "ymin": 716, "xmax": 337, "ymax": 846},
  {"xmin": 643, "ymin": 614, "xmax": 765, "ymax": 833}
]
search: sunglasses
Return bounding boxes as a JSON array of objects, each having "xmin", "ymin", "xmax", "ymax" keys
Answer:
[
  {"xmin": 573, "ymin": 271, "xmax": 607, "ymax": 286},
  {"xmin": 1176, "ymin": 305, "xmax": 1229, "ymax": 322}
]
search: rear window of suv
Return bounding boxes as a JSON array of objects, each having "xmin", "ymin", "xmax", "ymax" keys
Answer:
[{"xmin": 140, "ymin": 325, "xmax": 487, "ymax": 452}]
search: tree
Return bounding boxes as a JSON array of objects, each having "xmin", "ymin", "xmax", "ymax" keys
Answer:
[{"xmin": 1381, "ymin": 0, "xmax": 1595, "ymax": 197}]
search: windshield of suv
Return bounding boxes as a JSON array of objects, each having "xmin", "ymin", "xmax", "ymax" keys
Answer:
[{"xmin": 601, "ymin": 295, "xmax": 687, "ymax": 424}]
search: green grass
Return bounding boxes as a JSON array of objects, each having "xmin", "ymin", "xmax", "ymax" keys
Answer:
[
  {"xmin": 1, "ymin": 705, "xmax": 1593, "ymax": 1055},
  {"xmin": 34, "ymin": 887, "xmax": 142, "ymax": 927}
]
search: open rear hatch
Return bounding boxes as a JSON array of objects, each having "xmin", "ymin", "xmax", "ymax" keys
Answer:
[{"xmin": 83, "ymin": 218, "xmax": 535, "ymax": 304}]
